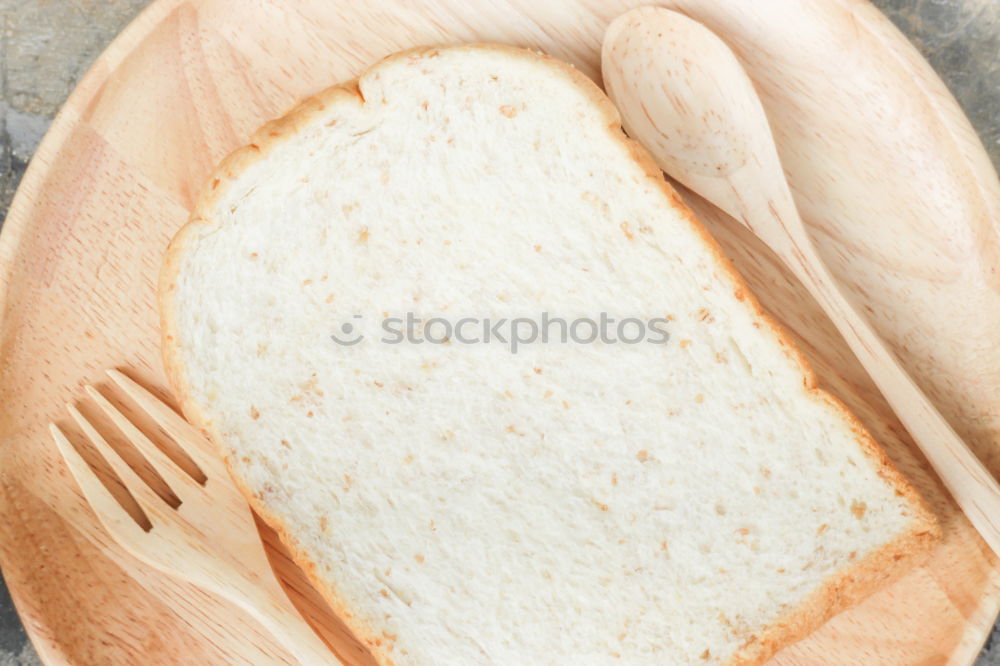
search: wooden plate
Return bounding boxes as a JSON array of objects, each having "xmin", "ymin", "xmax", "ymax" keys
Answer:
[{"xmin": 1, "ymin": 0, "xmax": 997, "ymax": 663}]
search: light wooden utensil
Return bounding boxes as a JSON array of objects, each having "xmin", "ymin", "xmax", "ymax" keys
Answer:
[
  {"xmin": 602, "ymin": 6, "xmax": 1000, "ymax": 557},
  {"xmin": 49, "ymin": 369, "xmax": 340, "ymax": 665}
]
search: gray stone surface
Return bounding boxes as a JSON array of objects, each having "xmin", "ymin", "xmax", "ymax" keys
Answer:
[
  {"xmin": 877, "ymin": 0, "xmax": 1000, "ymax": 168},
  {"xmin": 0, "ymin": 574, "xmax": 34, "ymax": 666},
  {"xmin": 0, "ymin": 0, "xmax": 996, "ymax": 663}
]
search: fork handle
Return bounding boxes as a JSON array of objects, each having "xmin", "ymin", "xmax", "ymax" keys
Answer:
[
  {"xmin": 774, "ymin": 213, "xmax": 1000, "ymax": 557},
  {"xmin": 224, "ymin": 572, "xmax": 344, "ymax": 665}
]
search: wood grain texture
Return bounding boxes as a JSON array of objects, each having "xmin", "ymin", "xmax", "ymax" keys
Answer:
[
  {"xmin": 51, "ymin": 370, "xmax": 345, "ymax": 664},
  {"xmin": 0, "ymin": 0, "xmax": 996, "ymax": 664}
]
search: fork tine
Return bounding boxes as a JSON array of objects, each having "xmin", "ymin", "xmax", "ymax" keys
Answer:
[
  {"xmin": 67, "ymin": 404, "xmax": 173, "ymax": 520},
  {"xmin": 84, "ymin": 384, "xmax": 206, "ymax": 497},
  {"xmin": 50, "ymin": 422, "xmax": 150, "ymax": 535},
  {"xmin": 104, "ymin": 369, "xmax": 217, "ymax": 477}
]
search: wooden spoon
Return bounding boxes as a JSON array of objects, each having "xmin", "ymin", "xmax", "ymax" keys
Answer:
[{"xmin": 602, "ymin": 6, "xmax": 1000, "ymax": 556}]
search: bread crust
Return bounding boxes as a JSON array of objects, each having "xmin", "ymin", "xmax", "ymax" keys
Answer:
[{"xmin": 159, "ymin": 44, "xmax": 940, "ymax": 666}]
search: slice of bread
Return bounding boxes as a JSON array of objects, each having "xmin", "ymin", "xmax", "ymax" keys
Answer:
[{"xmin": 160, "ymin": 45, "xmax": 938, "ymax": 665}]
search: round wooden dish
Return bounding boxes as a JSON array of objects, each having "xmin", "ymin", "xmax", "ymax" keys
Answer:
[{"xmin": 0, "ymin": 0, "xmax": 997, "ymax": 663}]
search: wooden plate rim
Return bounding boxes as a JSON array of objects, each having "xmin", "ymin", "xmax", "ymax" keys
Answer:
[{"xmin": 0, "ymin": 1, "xmax": 996, "ymax": 664}]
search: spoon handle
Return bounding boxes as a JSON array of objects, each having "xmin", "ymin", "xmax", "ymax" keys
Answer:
[{"xmin": 778, "ymin": 223, "xmax": 1000, "ymax": 555}]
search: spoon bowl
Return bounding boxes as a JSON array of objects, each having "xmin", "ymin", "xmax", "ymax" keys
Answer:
[{"xmin": 605, "ymin": 9, "xmax": 756, "ymax": 187}]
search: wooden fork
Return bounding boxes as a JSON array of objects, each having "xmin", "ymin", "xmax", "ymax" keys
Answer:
[{"xmin": 50, "ymin": 369, "xmax": 340, "ymax": 665}]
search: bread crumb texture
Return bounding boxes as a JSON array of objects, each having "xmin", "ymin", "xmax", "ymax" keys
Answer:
[{"xmin": 163, "ymin": 45, "xmax": 936, "ymax": 665}]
